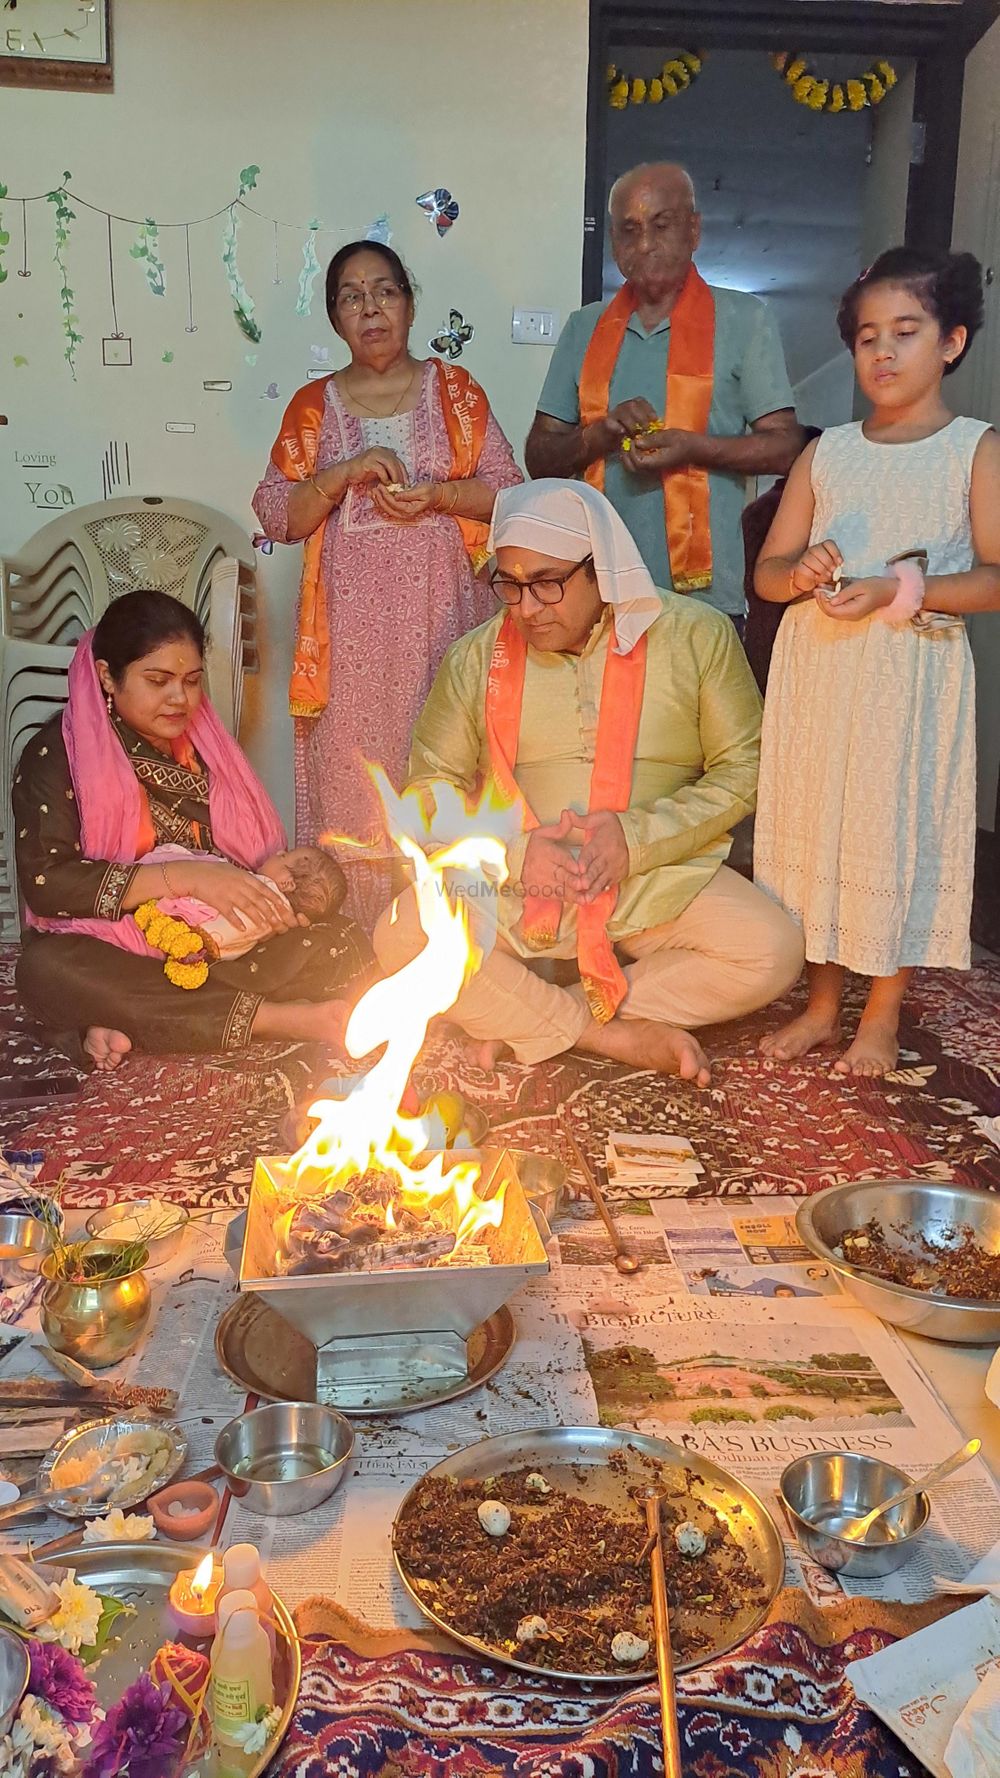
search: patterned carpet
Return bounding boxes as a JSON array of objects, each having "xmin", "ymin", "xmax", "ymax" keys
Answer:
[{"xmin": 1, "ymin": 947, "xmax": 998, "ymax": 1208}]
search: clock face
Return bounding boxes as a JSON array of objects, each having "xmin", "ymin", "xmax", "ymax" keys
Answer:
[{"xmin": 2, "ymin": 1, "xmax": 108, "ymax": 66}]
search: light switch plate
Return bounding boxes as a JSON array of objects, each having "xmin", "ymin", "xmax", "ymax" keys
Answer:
[{"xmin": 511, "ymin": 308, "xmax": 559, "ymax": 345}]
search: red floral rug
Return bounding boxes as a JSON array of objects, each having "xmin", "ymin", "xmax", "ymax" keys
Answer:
[{"xmin": 2, "ymin": 947, "xmax": 998, "ymax": 1209}]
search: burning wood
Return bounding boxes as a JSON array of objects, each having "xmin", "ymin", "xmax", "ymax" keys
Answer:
[{"xmin": 281, "ymin": 1170, "xmax": 460, "ymax": 1274}]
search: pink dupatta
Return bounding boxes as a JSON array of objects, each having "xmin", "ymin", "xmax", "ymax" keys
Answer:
[{"xmin": 28, "ymin": 631, "xmax": 286, "ymax": 958}]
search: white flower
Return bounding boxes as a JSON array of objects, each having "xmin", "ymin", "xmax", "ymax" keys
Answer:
[
  {"xmin": 83, "ymin": 1507, "xmax": 155, "ymax": 1543},
  {"xmin": 95, "ymin": 517, "xmax": 142, "ymax": 552},
  {"xmin": 34, "ymin": 1571, "xmax": 103, "ymax": 1653},
  {"xmin": 7, "ymin": 1697, "xmax": 76, "ymax": 1774},
  {"xmin": 231, "ymin": 1705, "xmax": 281, "ymax": 1754},
  {"xmin": 127, "ymin": 544, "xmax": 180, "ymax": 589}
]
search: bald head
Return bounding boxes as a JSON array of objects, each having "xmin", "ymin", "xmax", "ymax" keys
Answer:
[
  {"xmin": 608, "ymin": 163, "xmax": 701, "ymax": 307},
  {"xmin": 608, "ymin": 162, "xmax": 696, "ymax": 220}
]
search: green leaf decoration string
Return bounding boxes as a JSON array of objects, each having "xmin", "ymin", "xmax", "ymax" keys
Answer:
[
  {"xmin": 296, "ymin": 221, "xmax": 321, "ymax": 317},
  {"xmin": 129, "ymin": 217, "xmax": 166, "ymax": 296},
  {"xmin": 47, "ymin": 173, "xmax": 82, "ymax": 380},
  {"xmin": 223, "ymin": 164, "xmax": 262, "ymax": 342},
  {"xmin": 0, "ymin": 182, "xmax": 9, "ymax": 285}
]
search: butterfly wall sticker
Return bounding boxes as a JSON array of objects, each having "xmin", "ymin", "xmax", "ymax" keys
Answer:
[
  {"xmin": 429, "ymin": 310, "xmax": 475, "ymax": 360},
  {"xmin": 415, "ymin": 188, "xmax": 460, "ymax": 237}
]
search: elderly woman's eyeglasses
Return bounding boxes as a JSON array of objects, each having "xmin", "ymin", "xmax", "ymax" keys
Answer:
[
  {"xmin": 489, "ymin": 555, "xmax": 595, "ymax": 607},
  {"xmin": 336, "ymin": 282, "xmax": 406, "ymax": 316}
]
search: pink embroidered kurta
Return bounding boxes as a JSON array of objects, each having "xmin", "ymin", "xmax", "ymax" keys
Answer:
[{"xmin": 253, "ymin": 362, "xmax": 521, "ymax": 930}]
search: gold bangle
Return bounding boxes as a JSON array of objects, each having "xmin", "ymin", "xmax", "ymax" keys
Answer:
[
  {"xmin": 440, "ymin": 482, "xmax": 459, "ymax": 514},
  {"xmin": 308, "ymin": 474, "xmax": 335, "ymax": 505}
]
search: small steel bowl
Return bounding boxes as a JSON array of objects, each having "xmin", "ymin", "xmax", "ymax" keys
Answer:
[
  {"xmin": 86, "ymin": 1199, "xmax": 190, "ymax": 1269},
  {"xmin": 0, "ymin": 1626, "xmax": 28, "ymax": 1735},
  {"xmin": 0, "ymin": 1211, "xmax": 53, "ymax": 1280},
  {"xmin": 796, "ymin": 1181, "xmax": 1000, "ymax": 1344},
  {"xmin": 779, "ymin": 1450, "xmax": 929, "ymax": 1577},
  {"xmin": 214, "ymin": 1401, "xmax": 354, "ymax": 1517}
]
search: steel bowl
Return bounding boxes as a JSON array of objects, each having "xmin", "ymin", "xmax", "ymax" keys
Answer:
[
  {"xmin": 86, "ymin": 1199, "xmax": 189, "ymax": 1269},
  {"xmin": 779, "ymin": 1450, "xmax": 929, "ymax": 1577},
  {"xmin": 0, "ymin": 1210, "xmax": 53, "ymax": 1280},
  {"xmin": 214, "ymin": 1401, "xmax": 354, "ymax": 1517},
  {"xmin": 0, "ymin": 1626, "xmax": 28, "ymax": 1735},
  {"xmin": 796, "ymin": 1180, "xmax": 1000, "ymax": 1344}
]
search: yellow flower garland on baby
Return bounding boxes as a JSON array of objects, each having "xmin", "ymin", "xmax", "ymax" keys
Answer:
[{"xmin": 134, "ymin": 901, "xmax": 210, "ymax": 990}]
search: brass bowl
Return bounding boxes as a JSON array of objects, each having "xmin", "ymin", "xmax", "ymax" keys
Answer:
[{"xmin": 40, "ymin": 1240, "xmax": 151, "ymax": 1370}]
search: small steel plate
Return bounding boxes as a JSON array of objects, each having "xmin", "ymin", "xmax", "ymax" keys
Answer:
[
  {"xmin": 40, "ymin": 1417, "xmax": 187, "ymax": 1516},
  {"xmin": 215, "ymin": 1292, "xmax": 515, "ymax": 1417},
  {"xmin": 36, "ymin": 1541, "xmax": 299, "ymax": 1777},
  {"xmin": 393, "ymin": 1426, "xmax": 784, "ymax": 1683}
]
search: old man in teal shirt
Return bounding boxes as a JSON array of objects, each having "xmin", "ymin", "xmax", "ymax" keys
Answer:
[{"xmin": 525, "ymin": 162, "xmax": 804, "ymax": 621}]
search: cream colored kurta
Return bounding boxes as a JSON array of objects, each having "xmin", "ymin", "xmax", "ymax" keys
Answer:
[
  {"xmin": 408, "ymin": 592, "xmax": 762, "ymax": 957},
  {"xmin": 755, "ymin": 417, "xmax": 987, "ymax": 976}
]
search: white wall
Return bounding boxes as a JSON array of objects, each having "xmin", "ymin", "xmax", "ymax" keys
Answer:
[
  {"xmin": 0, "ymin": 0, "xmax": 589, "ymax": 822},
  {"xmin": 951, "ymin": 16, "xmax": 1000, "ymax": 831}
]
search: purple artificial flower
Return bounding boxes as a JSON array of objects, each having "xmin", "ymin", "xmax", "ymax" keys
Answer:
[
  {"xmin": 27, "ymin": 1638, "xmax": 98, "ymax": 1724},
  {"xmin": 82, "ymin": 1671, "xmax": 187, "ymax": 1778}
]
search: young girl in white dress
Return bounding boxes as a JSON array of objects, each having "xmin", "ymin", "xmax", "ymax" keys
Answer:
[{"xmin": 754, "ymin": 247, "xmax": 1000, "ymax": 1076}]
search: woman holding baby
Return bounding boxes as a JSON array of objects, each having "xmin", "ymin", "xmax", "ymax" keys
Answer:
[
  {"xmin": 13, "ymin": 590, "xmax": 374, "ymax": 1069},
  {"xmin": 252, "ymin": 240, "xmax": 521, "ymax": 930}
]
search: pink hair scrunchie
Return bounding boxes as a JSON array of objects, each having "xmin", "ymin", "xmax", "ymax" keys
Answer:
[{"xmin": 877, "ymin": 556, "xmax": 925, "ymax": 627}]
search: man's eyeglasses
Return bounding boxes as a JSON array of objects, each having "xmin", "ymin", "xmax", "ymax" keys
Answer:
[
  {"xmin": 489, "ymin": 555, "xmax": 595, "ymax": 607},
  {"xmin": 336, "ymin": 282, "xmax": 406, "ymax": 316}
]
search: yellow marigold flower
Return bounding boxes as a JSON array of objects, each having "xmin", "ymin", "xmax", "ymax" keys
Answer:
[
  {"xmin": 630, "ymin": 78, "xmax": 646, "ymax": 103},
  {"xmin": 829, "ymin": 84, "xmax": 845, "ymax": 113},
  {"xmin": 134, "ymin": 901, "xmax": 157, "ymax": 932},
  {"xmin": 876, "ymin": 60, "xmax": 896, "ymax": 90},
  {"xmin": 609, "ymin": 77, "xmax": 628, "ymax": 109},
  {"xmin": 806, "ymin": 80, "xmax": 827, "ymax": 109},
  {"xmin": 606, "ymin": 63, "xmax": 618, "ymax": 82},
  {"xmin": 165, "ymin": 958, "xmax": 209, "ymax": 990},
  {"xmin": 793, "ymin": 76, "xmax": 815, "ymax": 104},
  {"xmin": 665, "ymin": 60, "xmax": 689, "ymax": 87},
  {"xmin": 787, "ymin": 57, "xmax": 807, "ymax": 84},
  {"xmin": 867, "ymin": 75, "xmax": 886, "ymax": 103},
  {"xmin": 663, "ymin": 73, "xmax": 679, "ymax": 97},
  {"xmin": 648, "ymin": 77, "xmax": 664, "ymax": 103},
  {"xmin": 680, "ymin": 51, "xmax": 701, "ymax": 74},
  {"xmin": 847, "ymin": 79, "xmax": 867, "ymax": 111}
]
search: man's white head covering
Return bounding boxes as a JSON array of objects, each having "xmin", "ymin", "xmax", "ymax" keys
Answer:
[{"xmin": 487, "ymin": 479, "xmax": 662, "ymax": 655}]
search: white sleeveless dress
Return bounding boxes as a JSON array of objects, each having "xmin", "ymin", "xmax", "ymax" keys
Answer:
[{"xmin": 755, "ymin": 416, "xmax": 989, "ymax": 976}]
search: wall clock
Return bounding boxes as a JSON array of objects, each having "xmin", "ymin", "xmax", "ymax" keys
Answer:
[{"xmin": 0, "ymin": 1, "xmax": 112, "ymax": 92}]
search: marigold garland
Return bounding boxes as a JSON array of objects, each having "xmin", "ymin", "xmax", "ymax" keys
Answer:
[
  {"xmin": 608, "ymin": 52, "xmax": 704, "ymax": 109},
  {"xmin": 134, "ymin": 901, "xmax": 210, "ymax": 990},
  {"xmin": 772, "ymin": 51, "xmax": 897, "ymax": 114}
]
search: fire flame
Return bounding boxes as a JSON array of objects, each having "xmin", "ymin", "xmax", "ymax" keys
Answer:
[
  {"xmin": 284, "ymin": 771, "xmax": 511, "ymax": 1261},
  {"xmin": 191, "ymin": 1551, "xmax": 214, "ymax": 1599}
]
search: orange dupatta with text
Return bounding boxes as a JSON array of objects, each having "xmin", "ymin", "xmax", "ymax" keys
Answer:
[
  {"xmin": 484, "ymin": 613, "xmax": 647, "ymax": 1023},
  {"xmin": 272, "ymin": 361, "xmax": 493, "ymax": 718},
  {"xmin": 579, "ymin": 267, "xmax": 715, "ymax": 593}
]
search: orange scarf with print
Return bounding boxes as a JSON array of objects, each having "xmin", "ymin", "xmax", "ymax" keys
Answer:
[
  {"xmin": 484, "ymin": 613, "xmax": 647, "ymax": 1023},
  {"xmin": 272, "ymin": 361, "xmax": 493, "ymax": 718},
  {"xmin": 579, "ymin": 268, "xmax": 715, "ymax": 593}
]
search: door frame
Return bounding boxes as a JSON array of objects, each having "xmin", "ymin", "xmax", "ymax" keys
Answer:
[{"xmin": 584, "ymin": 1, "xmax": 994, "ymax": 300}]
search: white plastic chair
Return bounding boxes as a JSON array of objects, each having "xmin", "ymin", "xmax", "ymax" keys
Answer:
[
  {"xmin": 0, "ymin": 495, "xmax": 258, "ymax": 735},
  {"xmin": 0, "ymin": 641, "xmax": 75, "ymax": 940}
]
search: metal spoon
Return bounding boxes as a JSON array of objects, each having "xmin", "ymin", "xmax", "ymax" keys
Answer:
[
  {"xmin": 559, "ymin": 1115, "xmax": 641, "ymax": 1273},
  {"xmin": 839, "ymin": 1437, "xmax": 981, "ymax": 1543}
]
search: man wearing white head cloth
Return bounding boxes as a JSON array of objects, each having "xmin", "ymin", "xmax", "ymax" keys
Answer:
[{"xmin": 374, "ymin": 481, "xmax": 803, "ymax": 1084}]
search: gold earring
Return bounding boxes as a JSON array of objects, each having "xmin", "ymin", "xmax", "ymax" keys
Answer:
[{"xmin": 106, "ymin": 692, "xmax": 113, "ymax": 716}]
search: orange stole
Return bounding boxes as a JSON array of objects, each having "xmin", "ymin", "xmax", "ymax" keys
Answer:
[
  {"xmin": 271, "ymin": 362, "xmax": 493, "ymax": 718},
  {"xmin": 578, "ymin": 268, "xmax": 715, "ymax": 593},
  {"xmin": 484, "ymin": 614, "xmax": 648, "ymax": 1023}
]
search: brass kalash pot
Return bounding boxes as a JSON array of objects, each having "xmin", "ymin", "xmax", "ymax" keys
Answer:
[{"xmin": 41, "ymin": 1239, "xmax": 151, "ymax": 1369}]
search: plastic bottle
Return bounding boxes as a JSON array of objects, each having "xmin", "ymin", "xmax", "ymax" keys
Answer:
[
  {"xmin": 210, "ymin": 1608, "xmax": 274, "ymax": 1749},
  {"xmin": 210, "ymin": 1588, "xmax": 257, "ymax": 1667},
  {"xmin": 219, "ymin": 1544, "xmax": 275, "ymax": 1654}
]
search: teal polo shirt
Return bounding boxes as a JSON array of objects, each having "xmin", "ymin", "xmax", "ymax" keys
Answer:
[{"xmin": 536, "ymin": 285, "xmax": 795, "ymax": 615}]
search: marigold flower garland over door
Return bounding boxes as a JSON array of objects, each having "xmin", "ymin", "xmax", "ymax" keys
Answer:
[{"xmin": 771, "ymin": 51, "xmax": 897, "ymax": 113}]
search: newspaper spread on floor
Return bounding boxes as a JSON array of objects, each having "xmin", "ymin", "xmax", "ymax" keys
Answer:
[{"xmin": 1, "ymin": 1188, "xmax": 996, "ymax": 1633}]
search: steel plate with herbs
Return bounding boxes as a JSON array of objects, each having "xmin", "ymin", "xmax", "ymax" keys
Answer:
[{"xmin": 392, "ymin": 1427, "xmax": 782, "ymax": 1681}]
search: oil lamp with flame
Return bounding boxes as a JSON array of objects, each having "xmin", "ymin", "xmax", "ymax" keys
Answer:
[{"xmin": 168, "ymin": 1550, "xmax": 223, "ymax": 1637}]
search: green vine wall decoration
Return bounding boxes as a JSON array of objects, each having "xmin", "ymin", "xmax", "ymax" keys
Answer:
[
  {"xmin": 47, "ymin": 173, "xmax": 82, "ymax": 379},
  {"xmin": 223, "ymin": 163, "xmax": 262, "ymax": 342},
  {"xmin": 0, "ymin": 183, "xmax": 9, "ymax": 285},
  {"xmin": 130, "ymin": 217, "xmax": 166, "ymax": 295}
]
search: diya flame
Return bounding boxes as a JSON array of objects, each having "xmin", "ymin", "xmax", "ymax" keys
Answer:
[{"xmin": 279, "ymin": 771, "xmax": 514, "ymax": 1259}]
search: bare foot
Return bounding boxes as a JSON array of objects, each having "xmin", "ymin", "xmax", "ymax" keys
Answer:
[
  {"xmin": 578, "ymin": 1016, "xmax": 712, "ymax": 1087},
  {"xmin": 463, "ymin": 1037, "xmax": 509, "ymax": 1070},
  {"xmin": 83, "ymin": 1027, "xmax": 132, "ymax": 1072},
  {"xmin": 759, "ymin": 1006, "xmax": 841, "ymax": 1061},
  {"xmin": 832, "ymin": 1017, "xmax": 899, "ymax": 1078},
  {"xmin": 251, "ymin": 999, "xmax": 350, "ymax": 1050}
]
